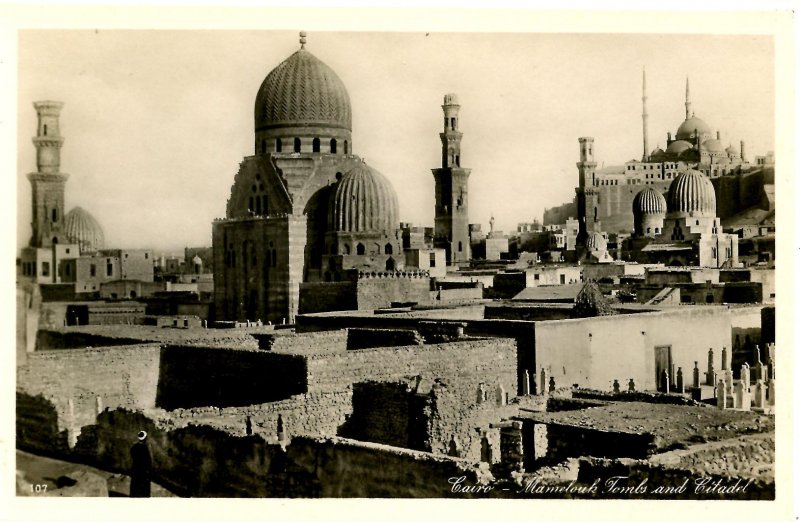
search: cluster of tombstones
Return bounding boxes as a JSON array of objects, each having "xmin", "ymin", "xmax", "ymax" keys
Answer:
[
  {"xmin": 651, "ymin": 345, "xmax": 775, "ymax": 411},
  {"xmin": 519, "ymin": 368, "xmax": 557, "ymax": 397},
  {"xmin": 709, "ymin": 345, "xmax": 775, "ymax": 412}
]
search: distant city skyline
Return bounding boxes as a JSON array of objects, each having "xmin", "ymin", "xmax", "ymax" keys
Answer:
[{"xmin": 16, "ymin": 30, "xmax": 774, "ymax": 252}]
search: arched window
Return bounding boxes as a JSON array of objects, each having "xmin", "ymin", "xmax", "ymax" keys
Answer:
[
  {"xmin": 294, "ymin": 138, "xmax": 301, "ymax": 153},
  {"xmin": 344, "ymin": 140, "xmax": 349, "ymax": 154},
  {"xmin": 276, "ymin": 138, "xmax": 282, "ymax": 152},
  {"xmin": 261, "ymin": 195, "xmax": 268, "ymax": 215},
  {"xmin": 255, "ymin": 197, "xmax": 262, "ymax": 215},
  {"xmin": 330, "ymin": 138, "xmax": 337, "ymax": 154},
  {"xmin": 343, "ymin": 243, "xmax": 351, "ymax": 255},
  {"xmin": 52, "ymin": 208, "xmax": 57, "ymax": 222},
  {"xmin": 356, "ymin": 243, "xmax": 365, "ymax": 255},
  {"xmin": 450, "ymin": 117, "xmax": 456, "ymax": 130},
  {"xmin": 646, "ymin": 227, "xmax": 651, "ymax": 234},
  {"xmin": 385, "ymin": 258, "xmax": 395, "ymax": 271},
  {"xmin": 312, "ymin": 138, "xmax": 320, "ymax": 153},
  {"xmin": 594, "ymin": 207, "xmax": 598, "ymax": 221},
  {"xmin": 458, "ymin": 241, "xmax": 463, "ymax": 252},
  {"xmin": 43, "ymin": 124, "xmax": 48, "ymax": 136},
  {"xmin": 384, "ymin": 243, "xmax": 393, "ymax": 255},
  {"xmin": 455, "ymin": 155, "xmax": 460, "ymax": 166}
]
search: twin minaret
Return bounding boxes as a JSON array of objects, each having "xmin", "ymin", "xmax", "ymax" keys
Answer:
[
  {"xmin": 28, "ymin": 101, "xmax": 68, "ymax": 248},
  {"xmin": 432, "ymin": 93, "xmax": 471, "ymax": 265}
]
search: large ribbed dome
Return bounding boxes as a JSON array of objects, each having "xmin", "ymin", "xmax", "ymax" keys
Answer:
[
  {"xmin": 254, "ymin": 46, "xmax": 352, "ymax": 132},
  {"xmin": 632, "ymin": 187, "xmax": 667, "ymax": 215},
  {"xmin": 64, "ymin": 206, "xmax": 105, "ymax": 253},
  {"xmin": 676, "ymin": 116, "xmax": 711, "ymax": 141},
  {"xmin": 331, "ymin": 164, "xmax": 399, "ymax": 233},
  {"xmin": 666, "ymin": 170, "xmax": 716, "ymax": 217}
]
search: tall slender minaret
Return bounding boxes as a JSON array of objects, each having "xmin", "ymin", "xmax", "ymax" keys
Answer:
[
  {"xmin": 27, "ymin": 101, "xmax": 69, "ymax": 248},
  {"xmin": 685, "ymin": 77, "xmax": 692, "ymax": 120},
  {"xmin": 432, "ymin": 93, "xmax": 471, "ymax": 265},
  {"xmin": 642, "ymin": 67, "xmax": 649, "ymax": 162}
]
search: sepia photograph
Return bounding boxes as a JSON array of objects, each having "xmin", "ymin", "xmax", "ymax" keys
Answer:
[{"xmin": 2, "ymin": 4, "xmax": 795, "ymax": 521}]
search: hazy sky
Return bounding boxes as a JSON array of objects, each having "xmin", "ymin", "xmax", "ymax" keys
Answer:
[{"xmin": 16, "ymin": 30, "xmax": 774, "ymax": 252}]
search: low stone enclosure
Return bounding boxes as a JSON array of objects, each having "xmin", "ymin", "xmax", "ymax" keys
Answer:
[{"xmin": 17, "ymin": 304, "xmax": 773, "ymax": 497}]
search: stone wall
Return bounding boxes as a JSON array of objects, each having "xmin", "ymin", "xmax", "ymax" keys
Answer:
[
  {"xmin": 356, "ymin": 275, "xmax": 432, "ymax": 309},
  {"xmin": 36, "ymin": 330, "xmax": 148, "ymax": 351},
  {"xmin": 287, "ymin": 436, "xmax": 492, "ymax": 498},
  {"xmin": 17, "ymin": 344, "xmax": 162, "ymax": 431},
  {"xmin": 258, "ymin": 329, "xmax": 348, "ymax": 354},
  {"xmin": 340, "ymin": 381, "xmax": 431, "ymax": 450},
  {"xmin": 298, "ymin": 282, "xmax": 357, "ymax": 314},
  {"xmin": 304, "ymin": 338, "xmax": 518, "ymax": 396},
  {"xmin": 155, "ymin": 345, "xmax": 308, "ymax": 409},
  {"xmin": 346, "ymin": 328, "xmax": 423, "ymax": 350},
  {"xmin": 534, "ymin": 307, "xmax": 734, "ymax": 391}
]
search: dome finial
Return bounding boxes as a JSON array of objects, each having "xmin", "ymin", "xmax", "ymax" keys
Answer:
[{"xmin": 299, "ymin": 31, "xmax": 307, "ymax": 49}]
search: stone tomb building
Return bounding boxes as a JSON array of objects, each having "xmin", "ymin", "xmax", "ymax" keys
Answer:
[{"xmin": 213, "ymin": 33, "xmax": 447, "ymax": 323}]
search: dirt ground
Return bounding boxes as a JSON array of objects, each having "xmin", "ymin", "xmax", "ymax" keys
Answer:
[{"xmin": 16, "ymin": 450, "xmax": 177, "ymax": 497}]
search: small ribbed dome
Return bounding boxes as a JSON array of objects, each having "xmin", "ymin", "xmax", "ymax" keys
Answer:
[
  {"xmin": 585, "ymin": 231, "xmax": 607, "ymax": 252},
  {"xmin": 192, "ymin": 255, "xmax": 202, "ymax": 265},
  {"xmin": 666, "ymin": 140, "xmax": 693, "ymax": 154},
  {"xmin": 702, "ymin": 138, "xmax": 724, "ymax": 153},
  {"xmin": 331, "ymin": 164, "xmax": 399, "ymax": 234},
  {"xmin": 725, "ymin": 145, "xmax": 739, "ymax": 156},
  {"xmin": 666, "ymin": 170, "xmax": 716, "ymax": 217},
  {"xmin": 632, "ymin": 187, "xmax": 667, "ymax": 216},
  {"xmin": 64, "ymin": 206, "xmax": 105, "ymax": 253},
  {"xmin": 650, "ymin": 147, "xmax": 664, "ymax": 155},
  {"xmin": 254, "ymin": 47, "xmax": 352, "ymax": 133},
  {"xmin": 676, "ymin": 116, "xmax": 712, "ymax": 141}
]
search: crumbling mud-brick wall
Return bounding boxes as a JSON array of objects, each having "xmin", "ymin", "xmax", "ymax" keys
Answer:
[
  {"xmin": 304, "ymin": 338, "xmax": 518, "ymax": 396},
  {"xmin": 346, "ymin": 328, "xmax": 423, "ymax": 350},
  {"xmin": 339, "ymin": 381, "xmax": 432, "ymax": 450},
  {"xmin": 286, "ymin": 436, "xmax": 493, "ymax": 498},
  {"xmin": 17, "ymin": 343, "xmax": 163, "ymax": 431},
  {"xmin": 155, "ymin": 345, "xmax": 308, "ymax": 409}
]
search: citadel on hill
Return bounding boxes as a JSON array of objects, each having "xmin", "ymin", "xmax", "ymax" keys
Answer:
[{"xmin": 16, "ymin": 32, "xmax": 778, "ymax": 499}]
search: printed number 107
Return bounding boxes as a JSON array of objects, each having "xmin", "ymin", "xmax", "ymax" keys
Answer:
[{"xmin": 30, "ymin": 484, "xmax": 47, "ymax": 493}]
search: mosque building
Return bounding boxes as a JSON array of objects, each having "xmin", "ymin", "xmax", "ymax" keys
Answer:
[
  {"xmin": 550, "ymin": 70, "xmax": 774, "ymax": 238},
  {"xmin": 212, "ymin": 33, "xmax": 466, "ymax": 323},
  {"xmin": 19, "ymin": 101, "xmax": 154, "ymax": 296}
]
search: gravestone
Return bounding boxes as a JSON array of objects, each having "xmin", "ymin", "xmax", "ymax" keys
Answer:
[
  {"xmin": 716, "ymin": 379, "xmax": 727, "ymax": 409},
  {"xmin": 706, "ymin": 348, "xmax": 715, "ymax": 386},
  {"xmin": 676, "ymin": 368, "xmax": 685, "ymax": 394},
  {"xmin": 721, "ymin": 346, "xmax": 728, "ymax": 371},
  {"xmin": 628, "ymin": 378, "xmax": 635, "ymax": 392},
  {"xmin": 692, "ymin": 361, "xmax": 700, "ymax": 388},
  {"xmin": 522, "ymin": 371, "xmax": 530, "ymax": 396},
  {"xmin": 612, "ymin": 379, "xmax": 620, "ymax": 394},
  {"xmin": 740, "ymin": 363, "xmax": 751, "ymax": 391},
  {"xmin": 767, "ymin": 380, "xmax": 775, "ymax": 407},
  {"xmin": 661, "ymin": 370, "xmax": 670, "ymax": 393},
  {"xmin": 496, "ymin": 384, "xmax": 507, "ymax": 406},
  {"xmin": 753, "ymin": 380, "xmax": 765, "ymax": 409},
  {"xmin": 540, "ymin": 368, "xmax": 548, "ymax": 396}
]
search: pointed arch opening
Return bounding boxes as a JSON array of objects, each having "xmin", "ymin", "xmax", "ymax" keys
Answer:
[{"xmin": 312, "ymin": 138, "xmax": 320, "ymax": 153}]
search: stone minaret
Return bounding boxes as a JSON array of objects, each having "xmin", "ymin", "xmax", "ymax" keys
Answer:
[
  {"xmin": 27, "ymin": 101, "xmax": 69, "ymax": 248},
  {"xmin": 642, "ymin": 68, "xmax": 649, "ymax": 162},
  {"xmin": 576, "ymin": 137, "xmax": 597, "ymax": 247},
  {"xmin": 685, "ymin": 77, "xmax": 692, "ymax": 120},
  {"xmin": 432, "ymin": 93, "xmax": 471, "ymax": 265}
]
